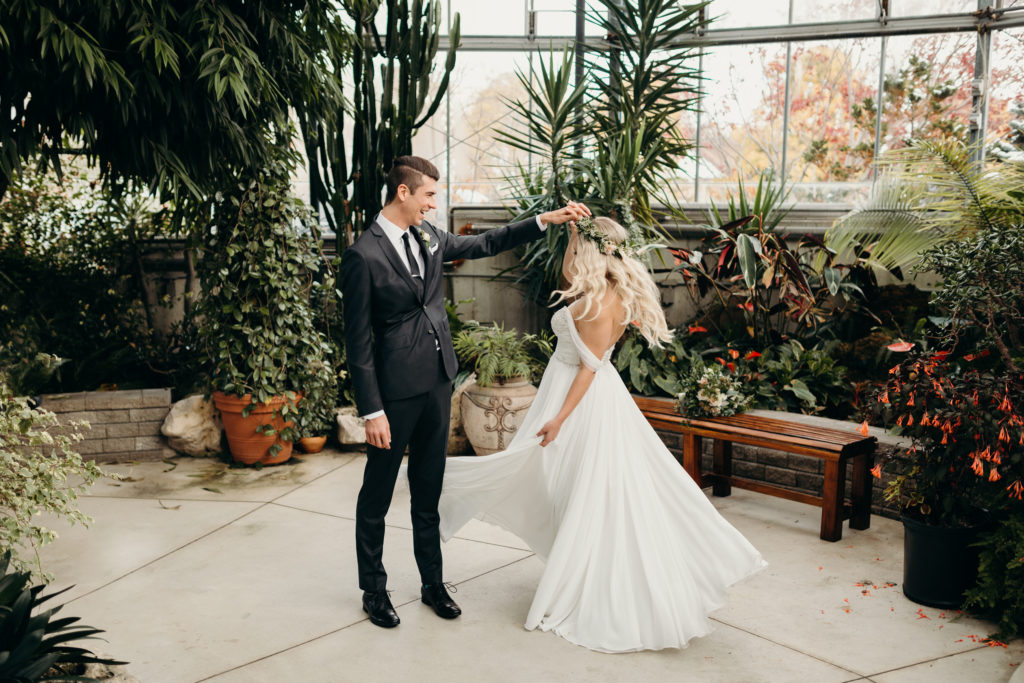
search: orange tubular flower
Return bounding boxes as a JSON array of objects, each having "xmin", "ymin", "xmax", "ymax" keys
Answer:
[
  {"xmin": 688, "ymin": 325, "xmax": 708, "ymax": 334},
  {"xmin": 907, "ymin": 394, "xmax": 915, "ymax": 406},
  {"xmin": 859, "ymin": 421, "xmax": 870, "ymax": 436},
  {"xmin": 990, "ymin": 468, "xmax": 1002, "ymax": 482},
  {"xmin": 879, "ymin": 392, "xmax": 890, "ymax": 404},
  {"xmin": 744, "ymin": 350, "xmax": 761, "ymax": 360},
  {"xmin": 972, "ymin": 457, "xmax": 985, "ymax": 476},
  {"xmin": 728, "ymin": 349, "xmax": 740, "ymax": 360},
  {"xmin": 1008, "ymin": 480, "xmax": 1024, "ymax": 500},
  {"xmin": 870, "ymin": 464, "xmax": 882, "ymax": 479}
]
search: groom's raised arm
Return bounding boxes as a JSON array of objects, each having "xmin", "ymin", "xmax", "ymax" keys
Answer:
[
  {"xmin": 438, "ymin": 203, "xmax": 589, "ymax": 262},
  {"xmin": 340, "ymin": 247, "xmax": 383, "ymax": 417}
]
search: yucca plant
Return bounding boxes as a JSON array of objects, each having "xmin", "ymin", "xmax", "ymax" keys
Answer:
[
  {"xmin": 453, "ymin": 323, "xmax": 554, "ymax": 387},
  {"xmin": 825, "ymin": 138, "xmax": 1024, "ymax": 275},
  {"xmin": 495, "ymin": 0, "xmax": 709, "ymax": 305},
  {"xmin": 0, "ymin": 551, "xmax": 126, "ymax": 682}
]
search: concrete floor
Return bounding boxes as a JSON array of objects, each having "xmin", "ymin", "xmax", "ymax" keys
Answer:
[{"xmin": 38, "ymin": 449, "xmax": 1023, "ymax": 683}]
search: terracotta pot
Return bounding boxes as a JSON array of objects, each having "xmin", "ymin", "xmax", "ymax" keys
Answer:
[
  {"xmin": 212, "ymin": 391, "xmax": 299, "ymax": 465},
  {"xmin": 298, "ymin": 435, "xmax": 328, "ymax": 454},
  {"xmin": 460, "ymin": 376, "xmax": 537, "ymax": 456}
]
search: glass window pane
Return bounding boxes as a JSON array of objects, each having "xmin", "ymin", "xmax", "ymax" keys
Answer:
[
  {"xmin": 697, "ymin": 43, "xmax": 787, "ymax": 202},
  {"xmin": 791, "ymin": 0, "xmax": 878, "ymax": 23},
  {"xmin": 784, "ymin": 38, "xmax": 881, "ymax": 203},
  {"xmin": 447, "ymin": 1, "xmax": 526, "ymax": 35},
  {"xmin": 988, "ymin": 29, "xmax": 1024, "ymax": 156},
  {"xmin": 880, "ymin": 33, "xmax": 974, "ymax": 153},
  {"xmin": 533, "ymin": 0, "xmax": 577, "ymax": 36},
  {"xmin": 440, "ymin": 52, "xmax": 539, "ymax": 218},
  {"xmin": 708, "ymin": 0, "xmax": 789, "ymax": 29},
  {"xmin": 890, "ymin": 0, "xmax": 975, "ymax": 17}
]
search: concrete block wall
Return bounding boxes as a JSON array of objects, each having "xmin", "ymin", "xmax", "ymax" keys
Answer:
[
  {"xmin": 39, "ymin": 388, "xmax": 176, "ymax": 463},
  {"xmin": 652, "ymin": 427, "xmax": 902, "ymax": 520}
]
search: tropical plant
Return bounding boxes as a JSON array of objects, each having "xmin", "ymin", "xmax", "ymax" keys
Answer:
[
  {"xmin": 825, "ymin": 138, "xmax": 1024, "ymax": 275},
  {"xmin": 195, "ymin": 158, "xmax": 333, "ymax": 450},
  {"xmin": 747, "ymin": 341, "xmax": 851, "ymax": 416},
  {"xmin": 0, "ymin": 368, "xmax": 103, "ymax": 580},
  {"xmin": 0, "ymin": 1, "xmax": 348, "ymax": 204},
  {"xmin": 496, "ymin": 0, "xmax": 708, "ymax": 303},
  {"xmin": 0, "ymin": 163, "xmax": 188, "ymax": 394},
  {"xmin": 672, "ymin": 214, "xmax": 864, "ymax": 349},
  {"xmin": 919, "ymin": 223, "xmax": 1024, "ymax": 373},
  {"xmin": 453, "ymin": 323, "xmax": 554, "ymax": 387},
  {"xmin": 615, "ymin": 326, "xmax": 699, "ymax": 397},
  {"xmin": 306, "ymin": 0, "xmax": 460, "ymax": 240},
  {"xmin": 870, "ymin": 352, "xmax": 1024, "ymax": 527},
  {"xmin": 962, "ymin": 510, "xmax": 1024, "ymax": 640},
  {"xmin": 0, "ymin": 551, "xmax": 126, "ymax": 682}
]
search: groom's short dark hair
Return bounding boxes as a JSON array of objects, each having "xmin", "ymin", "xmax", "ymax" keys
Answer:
[{"xmin": 385, "ymin": 156, "xmax": 440, "ymax": 203}]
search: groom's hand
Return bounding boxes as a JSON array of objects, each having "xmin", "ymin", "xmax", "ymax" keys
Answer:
[
  {"xmin": 365, "ymin": 414, "xmax": 391, "ymax": 450},
  {"xmin": 539, "ymin": 201, "xmax": 591, "ymax": 227}
]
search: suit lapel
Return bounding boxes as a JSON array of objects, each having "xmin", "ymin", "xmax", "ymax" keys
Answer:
[{"xmin": 370, "ymin": 222, "xmax": 423, "ymax": 301}]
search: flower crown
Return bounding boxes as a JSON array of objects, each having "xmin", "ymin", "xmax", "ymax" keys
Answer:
[{"xmin": 574, "ymin": 215, "xmax": 635, "ymax": 259}]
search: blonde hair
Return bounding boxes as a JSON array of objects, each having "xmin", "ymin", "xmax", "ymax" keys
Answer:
[{"xmin": 552, "ymin": 216, "xmax": 673, "ymax": 347}]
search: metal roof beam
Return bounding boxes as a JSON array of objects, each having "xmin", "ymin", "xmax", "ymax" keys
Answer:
[{"xmin": 440, "ymin": 8, "xmax": 1024, "ymax": 51}]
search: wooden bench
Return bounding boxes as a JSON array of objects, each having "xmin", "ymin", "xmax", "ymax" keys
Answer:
[{"xmin": 634, "ymin": 396, "xmax": 877, "ymax": 542}]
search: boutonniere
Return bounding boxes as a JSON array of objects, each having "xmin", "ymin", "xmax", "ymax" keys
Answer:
[{"xmin": 418, "ymin": 228, "xmax": 438, "ymax": 254}]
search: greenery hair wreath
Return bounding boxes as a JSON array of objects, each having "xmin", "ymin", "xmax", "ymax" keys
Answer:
[{"xmin": 573, "ymin": 215, "xmax": 636, "ymax": 260}]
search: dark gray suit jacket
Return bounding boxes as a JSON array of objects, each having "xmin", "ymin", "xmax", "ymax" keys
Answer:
[{"xmin": 340, "ymin": 216, "xmax": 543, "ymax": 416}]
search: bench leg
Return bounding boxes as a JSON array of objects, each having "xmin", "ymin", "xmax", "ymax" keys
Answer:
[
  {"xmin": 850, "ymin": 452, "xmax": 873, "ymax": 531},
  {"xmin": 820, "ymin": 459, "xmax": 846, "ymax": 542},
  {"xmin": 713, "ymin": 439, "xmax": 732, "ymax": 497},
  {"xmin": 682, "ymin": 433, "xmax": 704, "ymax": 488}
]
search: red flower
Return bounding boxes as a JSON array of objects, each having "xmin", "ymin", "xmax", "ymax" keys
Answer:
[
  {"xmin": 688, "ymin": 325, "xmax": 708, "ymax": 334},
  {"xmin": 879, "ymin": 392, "xmax": 890, "ymax": 404},
  {"xmin": 737, "ymin": 301, "xmax": 755, "ymax": 313},
  {"xmin": 744, "ymin": 351, "xmax": 762, "ymax": 360},
  {"xmin": 990, "ymin": 468, "xmax": 1002, "ymax": 482},
  {"xmin": 932, "ymin": 350, "xmax": 951, "ymax": 361},
  {"xmin": 858, "ymin": 421, "xmax": 870, "ymax": 436},
  {"xmin": 870, "ymin": 464, "xmax": 882, "ymax": 479},
  {"xmin": 726, "ymin": 362, "xmax": 736, "ymax": 373},
  {"xmin": 887, "ymin": 340, "xmax": 914, "ymax": 352},
  {"xmin": 728, "ymin": 349, "xmax": 741, "ymax": 360},
  {"xmin": 1008, "ymin": 480, "xmax": 1024, "ymax": 500}
]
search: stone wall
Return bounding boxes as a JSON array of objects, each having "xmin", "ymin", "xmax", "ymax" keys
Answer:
[{"xmin": 39, "ymin": 388, "xmax": 175, "ymax": 464}]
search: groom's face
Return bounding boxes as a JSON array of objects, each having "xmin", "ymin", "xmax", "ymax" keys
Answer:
[{"xmin": 402, "ymin": 176, "xmax": 438, "ymax": 226}]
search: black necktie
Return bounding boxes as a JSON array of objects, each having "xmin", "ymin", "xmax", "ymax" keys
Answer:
[{"xmin": 402, "ymin": 231, "xmax": 421, "ymax": 279}]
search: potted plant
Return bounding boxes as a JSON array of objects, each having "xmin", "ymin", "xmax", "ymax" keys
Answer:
[
  {"xmin": 870, "ymin": 217, "xmax": 1024, "ymax": 609},
  {"xmin": 295, "ymin": 355, "xmax": 339, "ymax": 454},
  {"xmin": 453, "ymin": 322, "xmax": 553, "ymax": 455},
  {"xmin": 196, "ymin": 160, "xmax": 332, "ymax": 466}
]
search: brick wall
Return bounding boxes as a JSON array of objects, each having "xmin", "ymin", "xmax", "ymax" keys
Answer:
[
  {"xmin": 652, "ymin": 426, "xmax": 902, "ymax": 521},
  {"xmin": 39, "ymin": 388, "xmax": 175, "ymax": 463}
]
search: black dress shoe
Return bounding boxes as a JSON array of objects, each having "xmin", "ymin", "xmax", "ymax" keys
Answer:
[
  {"xmin": 421, "ymin": 582, "xmax": 461, "ymax": 619},
  {"xmin": 362, "ymin": 590, "xmax": 400, "ymax": 628}
]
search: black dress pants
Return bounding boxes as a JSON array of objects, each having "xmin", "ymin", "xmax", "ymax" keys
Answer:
[{"xmin": 355, "ymin": 357, "xmax": 451, "ymax": 591}]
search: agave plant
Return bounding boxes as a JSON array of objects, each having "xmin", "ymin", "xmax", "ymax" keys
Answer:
[
  {"xmin": 825, "ymin": 138, "xmax": 1024, "ymax": 275},
  {"xmin": 0, "ymin": 551, "xmax": 126, "ymax": 682}
]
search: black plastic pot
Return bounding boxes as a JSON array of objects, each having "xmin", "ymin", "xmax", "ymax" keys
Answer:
[{"xmin": 902, "ymin": 515, "xmax": 985, "ymax": 609}]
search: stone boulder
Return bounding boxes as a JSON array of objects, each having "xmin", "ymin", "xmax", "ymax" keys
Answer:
[
  {"xmin": 161, "ymin": 395, "xmax": 222, "ymax": 456},
  {"xmin": 336, "ymin": 406, "xmax": 366, "ymax": 448}
]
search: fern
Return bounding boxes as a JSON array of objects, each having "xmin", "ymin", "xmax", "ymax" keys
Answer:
[{"xmin": 452, "ymin": 322, "xmax": 553, "ymax": 387}]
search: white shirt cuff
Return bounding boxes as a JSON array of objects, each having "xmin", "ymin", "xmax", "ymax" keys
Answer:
[
  {"xmin": 536, "ymin": 215, "xmax": 547, "ymax": 231},
  {"xmin": 362, "ymin": 410, "xmax": 385, "ymax": 420}
]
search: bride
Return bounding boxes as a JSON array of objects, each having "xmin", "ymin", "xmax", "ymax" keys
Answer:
[{"xmin": 437, "ymin": 215, "xmax": 766, "ymax": 653}]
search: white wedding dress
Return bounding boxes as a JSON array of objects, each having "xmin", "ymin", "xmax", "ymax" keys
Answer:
[{"xmin": 438, "ymin": 307, "xmax": 766, "ymax": 653}]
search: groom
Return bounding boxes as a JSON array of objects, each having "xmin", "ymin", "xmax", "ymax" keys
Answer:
[{"xmin": 340, "ymin": 155, "xmax": 587, "ymax": 628}]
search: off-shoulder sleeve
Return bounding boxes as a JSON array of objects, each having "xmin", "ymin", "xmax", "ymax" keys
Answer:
[{"xmin": 564, "ymin": 313, "xmax": 607, "ymax": 372}]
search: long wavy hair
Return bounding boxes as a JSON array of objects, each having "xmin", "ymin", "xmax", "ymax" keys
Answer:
[{"xmin": 551, "ymin": 216, "xmax": 673, "ymax": 347}]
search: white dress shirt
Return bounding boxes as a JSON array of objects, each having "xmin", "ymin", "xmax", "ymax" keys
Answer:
[{"xmin": 361, "ymin": 213, "xmax": 548, "ymax": 421}]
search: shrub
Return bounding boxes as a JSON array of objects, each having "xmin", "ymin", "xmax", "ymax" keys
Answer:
[{"xmin": 0, "ymin": 370, "xmax": 103, "ymax": 580}]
